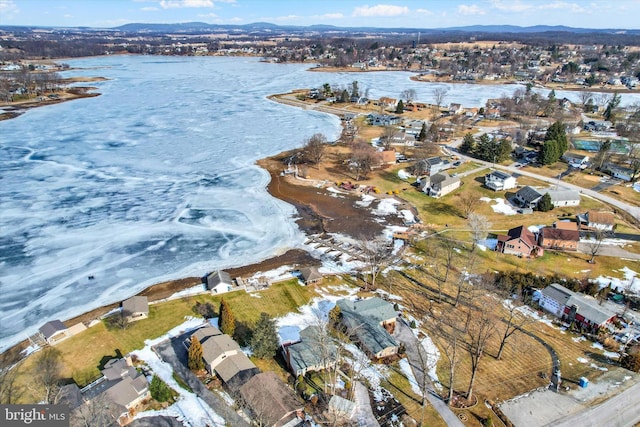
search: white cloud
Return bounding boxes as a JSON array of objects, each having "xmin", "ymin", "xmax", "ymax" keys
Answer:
[
  {"xmin": 489, "ymin": 0, "xmax": 532, "ymax": 12},
  {"xmin": 198, "ymin": 12, "xmax": 219, "ymax": 18},
  {"xmin": 353, "ymin": 4, "xmax": 410, "ymax": 17},
  {"xmin": 319, "ymin": 13, "xmax": 344, "ymax": 20},
  {"xmin": 538, "ymin": 1, "xmax": 586, "ymax": 13},
  {"xmin": 159, "ymin": 0, "xmax": 213, "ymax": 9},
  {"xmin": 457, "ymin": 4, "xmax": 485, "ymax": 15},
  {"xmin": 63, "ymin": 14, "xmax": 72, "ymax": 18},
  {"xmin": 141, "ymin": 6, "xmax": 159, "ymax": 11},
  {"xmin": 416, "ymin": 8, "xmax": 434, "ymax": 16},
  {"xmin": 270, "ymin": 14, "xmax": 302, "ymax": 23},
  {"xmin": 0, "ymin": 0, "xmax": 19, "ymax": 18}
]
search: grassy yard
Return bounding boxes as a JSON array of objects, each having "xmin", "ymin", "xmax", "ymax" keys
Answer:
[{"xmin": 13, "ymin": 281, "xmax": 318, "ymax": 403}]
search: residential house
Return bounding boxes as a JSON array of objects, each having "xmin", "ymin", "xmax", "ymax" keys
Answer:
[
  {"xmin": 538, "ymin": 226, "xmax": 580, "ymax": 251},
  {"xmin": 539, "ymin": 283, "xmax": 616, "ymax": 332},
  {"xmin": 299, "ymin": 267, "xmax": 323, "ymax": 285},
  {"xmin": 367, "ymin": 113, "xmax": 401, "ymax": 127},
  {"xmin": 484, "ymin": 170, "xmax": 517, "ymax": 191},
  {"xmin": 189, "ymin": 326, "xmax": 259, "ymax": 389},
  {"xmin": 122, "ymin": 296, "xmax": 149, "ymax": 322},
  {"xmin": 514, "ymin": 186, "xmax": 543, "ymax": 209},
  {"xmin": 576, "ymin": 210, "xmax": 616, "ymax": 233},
  {"xmin": 562, "ymin": 152, "xmax": 590, "ymax": 169},
  {"xmin": 543, "ymin": 189, "xmax": 581, "ymax": 207},
  {"xmin": 378, "ymin": 97, "xmax": 398, "ymax": 110},
  {"xmin": 416, "ymin": 156, "xmax": 452, "ymax": 176},
  {"xmin": 496, "ymin": 225, "xmax": 540, "ymax": 257},
  {"xmin": 206, "ymin": 270, "xmax": 233, "ymax": 294},
  {"xmin": 336, "ymin": 298, "xmax": 399, "ymax": 359},
  {"xmin": 282, "ymin": 326, "xmax": 338, "ymax": 377},
  {"xmin": 77, "ymin": 358, "xmax": 151, "ymax": 426},
  {"xmin": 603, "ymin": 163, "xmax": 634, "ymax": 182},
  {"xmin": 422, "ymin": 173, "xmax": 461, "ymax": 198},
  {"xmin": 448, "ymin": 103, "xmax": 463, "ymax": 115},
  {"xmin": 39, "ymin": 320, "xmax": 70, "ymax": 345},
  {"xmin": 379, "ymin": 150, "xmax": 397, "ymax": 165},
  {"xmin": 239, "ymin": 372, "xmax": 305, "ymax": 427}
]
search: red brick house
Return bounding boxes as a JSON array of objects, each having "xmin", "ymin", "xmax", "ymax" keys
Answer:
[{"xmin": 496, "ymin": 225, "xmax": 540, "ymax": 257}]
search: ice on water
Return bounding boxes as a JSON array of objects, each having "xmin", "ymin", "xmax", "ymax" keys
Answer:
[{"xmin": 3, "ymin": 55, "xmax": 639, "ymax": 352}]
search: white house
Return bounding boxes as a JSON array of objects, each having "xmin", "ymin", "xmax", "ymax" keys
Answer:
[
  {"xmin": 422, "ymin": 173, "xmax": 461, "ymax": 198},
  {"xmin": 543, "ymin": 189, "xmax": 581, "ymax": 207},
  {"xmin": 604, "ymin": 163, "xmax": 633, "ymax": 182},
  {"xmin": 539, "ymin": 283, "xmax": 572, "ymax": 316},
  {"xmin": 206, "ymin": 270, "xmax": 233, "ymax": 294},
  {"xmin": 562, "ymin": 152, "xmax": 590, "ymax": 169},
  {"xmin": 484, "ymin": 170, "xmax": 517, "ymax": 191}
]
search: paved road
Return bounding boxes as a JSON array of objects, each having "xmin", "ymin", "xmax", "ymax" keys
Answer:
[
  {"xmin": 577, "ymin": 242, "xmax": 640, "ymax": 260},
  {"xmin": 353, "ymin": 381, "xmax": 380, "ymax": 427},
  {"xmin": 393, "ymin": 319, "xmax": 465, "ymax": 427},
  {"xmin": 548, "ymin": 380, "xmax": 640, "ymax": 427},
  {"xmin": 445, "ymin": 146, "xmax": 640, "ymax": 223},
  {"xmin": 153, "ymin": 335, "xmax": 251, "ymax": 427}
]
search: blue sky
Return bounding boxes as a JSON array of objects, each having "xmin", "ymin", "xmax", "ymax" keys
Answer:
[{"xmin": 1, "ymin": 0, "xmax": 639, "ymax": 29}]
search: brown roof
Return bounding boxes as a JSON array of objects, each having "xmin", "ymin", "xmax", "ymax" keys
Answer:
[
  {"xmin": 540, "ymin": 227, "xmax": 580, "ymax": 242},
  {"xmin": 506, "ymin": 225, "xmax": 537, "ymax": 248},
  {"xmin": 240, "ymin": 372, "xmax": 303, "ymax": 427},
  {"xmin": 554, "ymin": 221, "xmax": 578, "ymax": 231},
  {"xmin": 588, "ymin": 210, "xmax": 615, "ymax": 225},
  {"xmin": 201, "ymin": 334, "xmax": 241, "ymax": 366}
]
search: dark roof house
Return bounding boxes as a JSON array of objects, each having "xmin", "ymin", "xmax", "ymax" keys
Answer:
[
  {"xmin": 206, "ymin": 270, "xmax": 233, "ymax": 294},
  {"xmin": 300, "ymin": 267, "xmax": 323, "ymax": 285},
  {"xmin": 283, "ymin": 326, "xmax": 338, "ymax": 377},
  {"xmin": 336, "ymin": 298, "xmax": 399, "ymax": 359},
  {"xmin": 39, "ymin": 320, "xmax": 70, "ymax": 345},
  {"xmin": 514, "ymin": 186, "xmax": 543, "ymax": 209},
  {"xmin": 239, "ymin": 372, "xmax": 305, "ymax": 427},
  {"xmin": 496, "ymin": 225, "xmax": 540, "ymax": 257}
]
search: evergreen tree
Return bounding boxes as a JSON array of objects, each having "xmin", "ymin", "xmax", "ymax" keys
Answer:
[
  {"xmin": 351, "ymin": 81, "xmax": 359, "ymax": 98},
  {"xmin": 219, "ymin": 298, "xmax": 236, "ymax": 338},
  {"xmin": 497, "ymin": 138, "xmax": 513, "ymax": 162},
  {"xmin": 418, "ymin": 123, "xmax": 427, "ymax": 142},
  {"xmin": 395, "ymin": 99, "xmax": 404, "ymax": 114},
  {"xmin": 340, "ymin": 89, "xmax": 349, "ymax": 103},
  {"xmin": 604, "ymin": 92, "xmax": 621, "ymax": 123},
  {"xmin": 537, "ymin": 193, "xmax": 554, "ymax": 212},
  {"xmin": 250, "ymin": 312, "xmax": 279, "ymax": 359},
  {"xmin": 476, "ymin": 133, "xmax": 496, "ymax": 162},
  {"xmin": 150, "ymin": 375, "xmax": 173, "ymax": 402},
  {"xmin": 188, "ymin": 335, "xmax": 205, "ymax": 371},
  {"xmin": 539, "ymin": 139, "xmax": 559, "ymax": 165},
  {"xmin": 328, "ymin": 305, "xmax": 342, "ymax": 328},
  {"xmin": 544, "ymin": 121, "xmax": 568, "ymax": 155},
  {"xmin": 460, "ymin": 132, "xmax": 475, "ymax": 154}
]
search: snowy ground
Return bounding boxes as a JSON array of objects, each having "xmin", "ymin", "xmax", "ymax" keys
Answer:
[
  {"xmin": 131, "ymin": 317, "xmax": 228, "ymax": 427},
  {"xmin": 594, "ymin": 266, "xmax": 640, "ymax": 294},
  {"xmin": 480, "ymin": 197, "xmax": 518, "ymax": 215}
]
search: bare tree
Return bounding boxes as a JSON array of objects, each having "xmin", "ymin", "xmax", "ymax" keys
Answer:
[
  {"xmin": 587, "ymin": 230, "xmax": 606, "ymax": 263},
  {"xmin": 453, "ymin": 250, "xmax": 478, "ymax": 308},
  {"xmin": 349, "ymin": 142, "xmax": 379, "ymax": 180},
  {"xmin": 380, "ymin": 126, "xmax": 400, "ymax": 150},
  {"xmin": 412, "ymin": 336, "xmax": 438, "ymax": 426},
  {"xmin": 431, "ymin": 309, "xmax": 463, "ymax": 405},
  {"xmin": 400, "ymin": 88, "xmax": 417, "ymax": 102},
  {"xmin": 0, "ymin": 367, "xmax": 23, "ymax": 404},
  {"xmin": 433, "ymin": 238, "xmax": 457, "ymax": 304},
  {"xmin": 468, "ymin": 213, "xmax": 491, "ymax": 252},
  {"xmin": 458, "ymin": 193, "xmax": 480, "ymax": 219},
  {"xmin": 494, "ymin": 299, "xmax": 533, "ymax": 360},
  {"xmin": 433, "ymin": 87, "xmax": 449, "ymax": 108},
  {"xmin": 579, "ymin": 91, "xmax": 594, "ymax": 108},
  {"xmin": 357, "ymin": 236, "xmax": 397, "ymax": 291},
  {"xmin": 31, "ymin": 347, "xmax": 64, "ymax": 404},
  {"xmin": 304, "ymin": 133, "xmax": 328, "ymax": 166},
  {"xmin": 464, "ymin": 302, "xmax": 497, "ymax": 401},
  {"xmin": 72, "ymin": 393, "xmax": 121, "ymax": 427}
]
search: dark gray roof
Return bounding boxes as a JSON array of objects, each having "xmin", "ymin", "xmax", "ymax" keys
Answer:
[
  {"xmin": 206, "ymin": 270, "xmax": 232, "ymax": 290},
  {"xmin": 516, "ymin": 186, "xmax": 543, "ymax": 203},
  {"xmin": 102, "ymin": 357, "xmax": 137, "ymax": 381},
  {"xmin": 215, "ymin": 353, "xmax": 258, "ymax": 389},
  {"xmin": 565, "ymin": 294, "xmax": 616, "ymax": 326},
  {"xmin": 122, "ymin": 296, "xmax": 148, "ymax": 315},
  {"xmin": 489, "ymin": 170, "xmax": 511, "ymax": 180},
  {"xmin": 286, "ymin": 326, "xmax": 338, "ymax": 376},
  {"xmin": 300, "ymin": 267, "xmax": 322, "ymax": 283},
  {"xmin": 39, "ymin": 320, "xmax": 67, "ymax": 340},
  {"xmin": 337, "ymin": 298, "xmax": 398, "ymax": 356},
  {"xmin": 541, "ymin": 283, "xmax": 573, "ymax": 306}
]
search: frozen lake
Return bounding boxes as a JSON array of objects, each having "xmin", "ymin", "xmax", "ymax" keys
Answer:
[{"xmin": 1, "ymin": 55, "xmax": 637, "ymax": 352}]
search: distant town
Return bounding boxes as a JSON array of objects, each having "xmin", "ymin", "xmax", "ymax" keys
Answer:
[{"xmin": 2, "ymin": 22, "xmax": 640, "ymax": 427}]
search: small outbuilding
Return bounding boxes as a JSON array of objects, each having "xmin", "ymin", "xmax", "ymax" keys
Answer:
[
  {"xmin": 39, "ymin": 320, "xmax": 70, "ymax": 345},
  {"xmin": 300, "ymin": 267, "xmax": 323, "ymax": 285},
  {"xmin": 122, "ymin": 296, "xmax": 149, "ymax": 322},
  {"xmin": 206, "ymin": 270, "xmax": 234, "ymax": 294}
]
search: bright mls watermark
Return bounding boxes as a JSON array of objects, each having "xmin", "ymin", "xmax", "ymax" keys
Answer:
[{"xmin": 1, "ymin": 405, "xmax": 68, "ymax": 426}]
